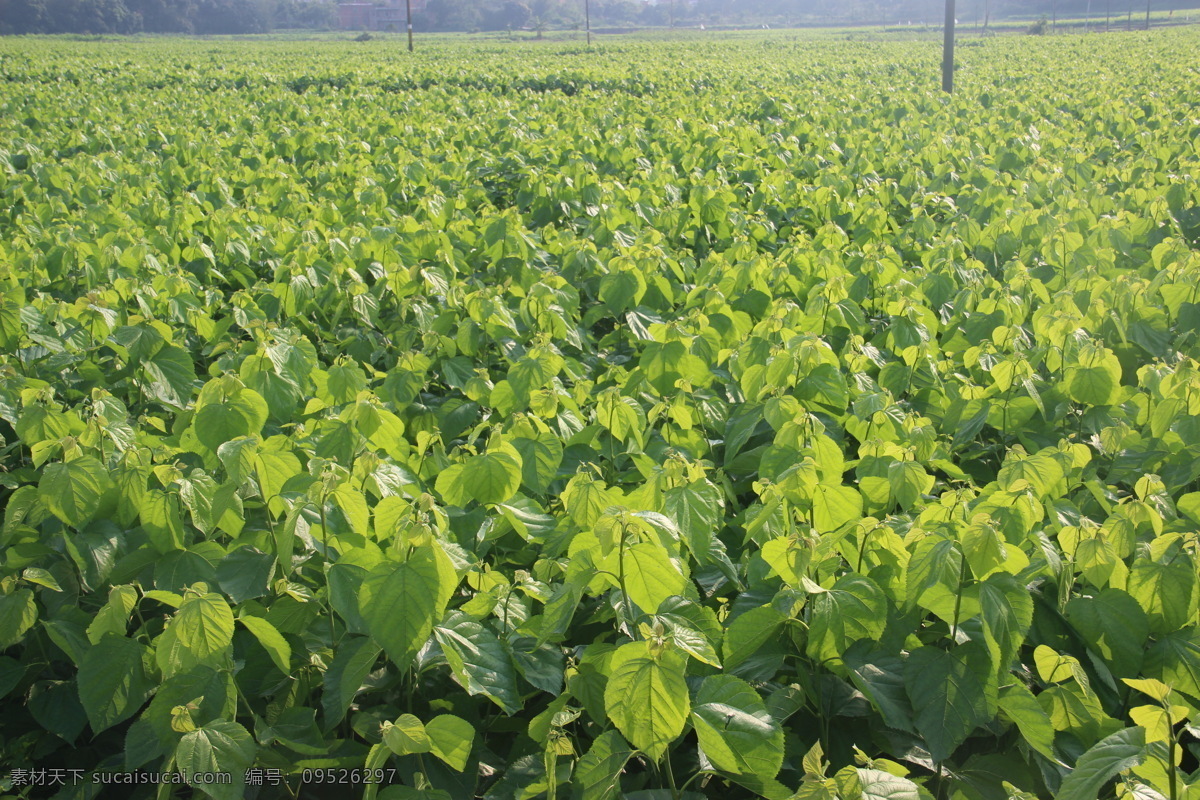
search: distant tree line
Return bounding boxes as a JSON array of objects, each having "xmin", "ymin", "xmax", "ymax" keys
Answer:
[
  {"xmin": 0, "ymin": 0, "xmax": 336, "ymax": 34},
  {"xmin": 3, "ymin": 0, "xmax": 1199, "ymax": 35}
]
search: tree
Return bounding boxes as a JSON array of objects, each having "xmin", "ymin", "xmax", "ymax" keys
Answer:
[{"xmin": 0, "ymin": 0, "xmax": 49, "ymax": 33}]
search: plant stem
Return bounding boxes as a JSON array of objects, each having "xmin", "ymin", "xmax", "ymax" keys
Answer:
[
  {"xmin": 949, "ymin": 544, "xmax": 969, "ymax": 642},
  {"xmin": 664, "ymin": 747, "xmax": 679, "ymax": 799},
  {"xmin": 618, "ymin": 521, "xmax": 634, "ymax": 636},
  {"xmin": 318, "ymin": 495, "xmax": 337, "ymax": 647},
  {"xmin": 1168, "ymin": 716, "xmax": 1178, "ymax": 800}
]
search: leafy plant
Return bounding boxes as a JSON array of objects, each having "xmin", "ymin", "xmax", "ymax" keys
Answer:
[{"xmin": 2, "ymin": 25, "xmax": 1200, "ymax": 800}]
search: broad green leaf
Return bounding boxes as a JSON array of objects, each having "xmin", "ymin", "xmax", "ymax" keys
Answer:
[
  {"xmin": 811, "ymin": 483, "xmax": 862, "ymax": 533},
  {"xmin": 1065, "ymin": 589, "xmax": 1149, "ymax": 677},
  {"xmin": 193, "ymin": 386, "xmax": 268, "ymax": 451},
  {"xmin": 237, "ymin": 614, "xmax": 290, "ymax": 674},
  {"xmin": 140, "ymin": 344, "xmax": 197, "ymax": 408},
  {"xmin": 434, "ymin": 611, "xmax": 521, "ymax": 715},
  {"xmin": 172, "ymin": 591, "xmax": 236, "ymax": 661},
  {"xmin": 1065, "ymin": 346, "xmax": 1122, "ymax": 406},
  {"xmin": 176, "ymin": 720, "xmax": 256, "ymax": 800},
  {"xmin": 997, "ymin": 684, "xmax": 1057, "ymax": 761},
  {"xmin": 0, "ymin": 588, "xmax": 38, "ymax": 649},
  {"xmin": 360, "ymin": 543, "xmax": 456, "ymax": 672},
  {"xmin": 511, "ymin": 432, "xmax": 563, "ymax": 495},
  {"xmin": 459, "ymin": 448, "xmax": 523, "ymax": 506},
  {"xmin": 806, "ymin": 574, "xmax": 887, "ymax": 667},
  {"xmin": 616, "ymin": 542, "xmax": 688, "ymax": 615},
  {"xmin": 1056, "ymin": 727, "xmax": 1147, "ymax": 800},
  {"xmin": 139, "ymin": 488, "xmax": 186, "ymax": 553},
  {"xmin": 1127, "ymin": 558, "xmax": 1198, "ymax": 635},
  {"xmin": 39, "ymin": 456, "xmax": 114, "ymax": 528},
  {"xmin": 856, "ymin": 768, "xmax": 921, "ymax": 800},
  {"xmin": 690, "ymin": 674, "xmax": 784, "ymax": 778},
  {"xmin": 77, "ymin": 635, "xmax": 152, "ymax": 733},
  {"xmin": 322, "ymin": 636, "xmax": 382, "ymax": 731},
  {"xmin": 904, "ymin": 645, "xmax": 994, "ymax": 763},
  {"xmin": 573, "ymin": 729, "xmax": 633, "ymax": 800},
  {"xmin": 216, "ymin": 547, "xmax": 275, "ymax": 604},
  {"xmin": 604, "ymin": 640, "xmax": 689, "ymax": 761},
  {"xmin": 21, "ymin": 567, "xmax": 61, "ymax": 591},
  {"xmin": 86, "ymin": 584, "xmax": 138, "ymax": 644},
  {"xmin": 383, "ymin": 713, "xmax": 430, "ymax": 756},
  {"xmin": 663, "ymin": 480, "xmax": 723, "ymax": 557},
  {"xmin": 723, "ymin": 606, "xmax": 787, "ymax": 680},
  {"xmin": 1144, "ymin": 632, "xmax": 1200, "ymax": 703},
  {"xmin": 425, "ymin": 714, "xmax": 475, "ymax": 771}
]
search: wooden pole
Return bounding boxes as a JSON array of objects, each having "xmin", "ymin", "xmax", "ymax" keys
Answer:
[
  {"xmin": 585, "ymin": 0, "xmax": 591, "ymax": 44},
  {"xmin": 942, "ymin": 0, "xmax": 955, "ymax": 93},
  {"xmin": 406, "ymin": 0, "xmax": 413, "ymax": 51}
]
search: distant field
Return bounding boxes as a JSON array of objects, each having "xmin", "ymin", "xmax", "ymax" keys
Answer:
[{"xmin": 1, "ymin": 27, "xmax": 1200, "ymax": 800}]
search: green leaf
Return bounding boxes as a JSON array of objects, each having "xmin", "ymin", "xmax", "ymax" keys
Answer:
[
  {"xmin": 512, "ymin": 432, "xmax": 563, "ymax": 495},
  {"xmin": 1065, "ymin": 589, "xmax": 1149, "ymax": 677},
  {"xmin": 141, "ymin": 344, "xmax": 197, "ymax": 409},
  {"xmin": 978, "ymin": 573, "xmax": 1034, "ymax": 677},
  {"xmin": 359, "ymin": 542, "xmax": 455, "ymax": 672},
  {"xmin": 690, "ymin": 674, "xmax": 784, "ymax": 778},
  {"xmin": 434, "ymin": 611, "xmax": 521, "ymax": 715},
  {"xmin": 599, "ymin": 268, "xmax": 646, "ymax": 314},
  {"xmin": 77, "ymin": 635, "xmax": 152, "ymax": 733},
  {"xmin": 843, "ymin": 646, "xmax": 915, "ymax": 733},
  {"xmin": 806, "ymin": 574, "xmax": 887, "ymax": 667},
  {"xmin": 86, "ymin": 584, "xmax": 138, "ymax": 643},
  {"xmin": 573, "ymin": 729, "xmax": 633, "ymax": 800},
  {"xmin": 1065, "ymin": 346, "xmax": 1122, "ymax": 406},
  {"xmin": 663, "ymin": 479, "xmax": 723, "ymax": 556},
  {"xmin": 618, "ymin": 542, "xmax": 688, "ymax": 615},
  {"xmin": 811, "ymin": 484, "xmax": 863, "ymax": 533},
  {"xmin": 460, "ymin": 448, "xmax": 523, "ymax": 506},
  {"xmin": 1056, "ymin": 727, "xmax": 1147, "ymax": 800},
  {"xmin": 0, "ymin": 588, "xmax": 38, "ymax": 649},
  {"xmin": 139, "ymin": 489, "xmax": 185, "ymax": 553},
  {"xmin": 194, "ymin": 387, "xmax": 269, "ymax": 451},
  {"xmin": 21, "ymin": 567, "xmax": 62, "ymax": 591},
  {"xmin": 997, "ymin": 684, "xmax": 1057, "ymax": 761},
  {"xmin": 1145, "ymin": 632, "xmax": 1200, "ymax": 703},
  {"xmin": 603, "ymin": 640, "xmax": 689, "ymax": 761},
  {"xmin": 1127, "ymin": 558, "xmax": 1198, "ymax": 635},
  {"xmin": 383, "ymin": 713, "xmax": 431, "ymax": 756},
  {"xmin": 39, "ymin": 456, "xmax": 115, "ymax": 528},
  {"xmin": 216, "ymin": 547, "xmax": 275, "ymax": 604},
  {"xmin": 904, "ymin": 645, "xmax": 993, "ymax": 763},
  {"xmin": 887, "ymin": 461, "xmax": 933, "ymax": 510},
  {"xmin": 172, "ymin": 591, "xmax": 236, "ymax": 661},
  {"xmin": 176, "ymin": 720, "xmax": 256, "ymax": 800},
  {"xmin": 722, "ymin": 605, "xmax": 787, "ymax": 681},
  {"xmin": 425, "ymin": 714, "xmax": 475, "ymax": 771},
  {"xmin": 322, "ymin": 636, "xmax": 382, "ymax": 731},
  {"xmin": 237, "ymin": 614, "xmax": 290, "ymax": 674},
  {"xmin": 856, "ymin": 768, "xmax": 921, "ymax": 800}
]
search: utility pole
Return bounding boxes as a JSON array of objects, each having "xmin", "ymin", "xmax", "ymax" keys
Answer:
[
  {"xmin": 1145, "ymin": 0, "xmax": 1151, "ymax": 29},
  {"xmin": 942, "ymin": 0, "xmax": 955, "ymax": 93},
  {"xmin": 406, "ymin": 0, "xmax": 413, "ymax": 51},
  {"xmin": 1106, "ymin": 0, "xmax": 1111, "ymax": 31},
  {"xmin": 585, "ymin": 0, "xmax": 591, "ymax": 44}
]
